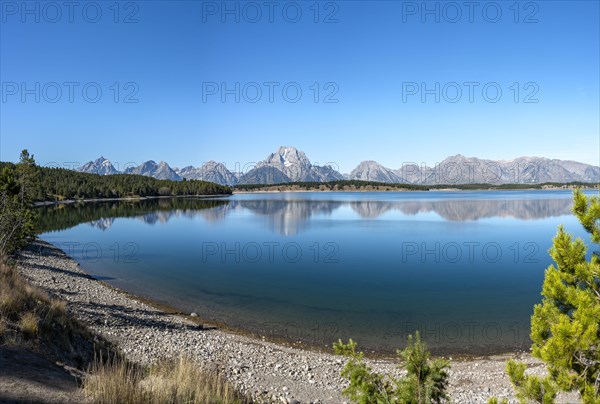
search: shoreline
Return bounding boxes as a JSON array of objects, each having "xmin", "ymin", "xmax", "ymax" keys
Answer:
[
  {"xmin": 33, "ymin": 194, "xmax": 231, "ymax": 207},
  {"xmin": 92, "ymin": 281, "xmax": 528, "ymax": 359},
  {"xmin": 233, "ymin": 187, "xmax": 597, "ymax": 194},
  {"xmin": 30, "ymin": 186, "xmax": 598, "ymax": 208},
  {"xmin": 15, "ymin": 239, "xmax": 582, "ymax": 403}
]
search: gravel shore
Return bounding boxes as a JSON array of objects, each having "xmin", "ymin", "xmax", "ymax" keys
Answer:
[{"xmin": 16, "ymin": 239, "xmax": 579, "ymax": 403}]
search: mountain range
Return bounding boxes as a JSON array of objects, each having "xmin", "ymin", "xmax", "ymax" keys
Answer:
[{"xmin": 76, "ymin": 146, "xmax": 600, "ymax": 186}]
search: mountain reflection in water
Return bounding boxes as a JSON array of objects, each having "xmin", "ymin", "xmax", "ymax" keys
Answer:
[
  {"xmin": 38, "ymin": 193, "xmax": 574, "ymax": 236},
  {"xmin": 37, "ymin": 191, "xmax": 594, "ymax": 354}
]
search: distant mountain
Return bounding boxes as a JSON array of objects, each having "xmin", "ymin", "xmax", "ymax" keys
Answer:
[
  {"xmin": 310, "ymin": 165, "xmax": 346, "ymax": 182},
  {"xmin": 255, "ymin": 146, "xmax": 313, "ymax": 182},
  {"xmin": 77, "ymin": 157, "xmax": 119, "ymax": 175},
  {"xmin": 410, "ymin": 154, "xmax": 518, "ymax": 185},
  {"xmin": 509, "ymin": 157, "xmax": 600, "ymax": 183},
  {"xmin": 174, "ymin": 165, "xmax": 196, "ymax": 178},
  {"xmin": 239, "ymin": 146, "xmax": 344, "ymax": 184},
  {"xmin": 75, "ymin": 150, "xmax": 599, "ymax": 185},
  {"xmin": 124, "ymin": 161, "xmax": 181, "ymax": 181},
  {"xmin": 421, "ymin": 155, "xmax": 600, "ymax": 184},
  {"xmin": 349, "ymin": 161, "xmax": 405, "ymax": 183},
  {"xmin": 175, "ymin": 161, "xmax": 238, "ymax": 186},
  {"xmin": 238, "ymin": 166, "xmax": 292, "ymax": 185},
  {"xmin": 350, "ymin": 155, "xmax": 600, "ymax": 185}
]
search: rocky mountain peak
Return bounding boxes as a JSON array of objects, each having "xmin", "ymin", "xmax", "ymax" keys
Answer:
[{"xmin": 78, "ymin": 156, "xmax": 119, "ymax": 175}]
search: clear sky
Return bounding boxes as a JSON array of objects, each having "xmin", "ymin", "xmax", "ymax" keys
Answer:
[{"xmin": 1, "ymin": 0, "xmax": 598, "ymax": 173}]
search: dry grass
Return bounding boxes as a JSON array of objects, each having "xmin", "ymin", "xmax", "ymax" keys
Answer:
[
  {"xmin": 0, "ymin": 258, "xmax": 80, "ymax": 347},
  {"xmin": 46, "ymin": 300, "xmax": 67, "ymax": 327},
  {"xmin": 84, "ymin": 355, "xmax": 249, "ymax": 404},
  {"xmin": 0, "ymin": 260, "xmax": 49, "ymax": 319},
  {"xmin": 0, "ymin": 318, "xmax": 6, "ymax": 338},
  {"xmin": 147, "ymin": 356, "xmax": 246, "ymax": 403},
  {"xmin": 84, "ymin": 355, "xmax": 147, "ymax": 404},
  {"xmin": 18, "ymin": 311, "xmax": 39, "ymax": 337}
]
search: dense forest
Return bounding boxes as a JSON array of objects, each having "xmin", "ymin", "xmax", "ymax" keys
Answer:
[{"xmin": 0, "ymin": 162, "xmax": 231, "ymax": 202}]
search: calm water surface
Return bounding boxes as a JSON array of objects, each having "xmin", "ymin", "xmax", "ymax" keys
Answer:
[{"xmin": 37, "ymin": 191, "xmax": 597, "ymax": 354}]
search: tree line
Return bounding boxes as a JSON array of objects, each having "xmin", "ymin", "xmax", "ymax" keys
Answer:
[
  {"xmin": 0, "ymin": 150, "xmax": 231, "ymax": 255},
  {"xmin": 0, "ymin": 159, "xmax": 231, "ymax": 203},
  {"xmin": 234, "ymin": 180, "xmax": 599, "ymax": 192},
  {"xmin": 235, "ymin": 180, "xmax": 430, "ymax": 191}
]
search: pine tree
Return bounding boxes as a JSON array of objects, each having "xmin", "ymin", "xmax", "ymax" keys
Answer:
[
  {"xmin": 0, "ymin": 164, "xmax": 35, "ymax": 256},
  {"xmin": 15, "ymin": 149, "xmax": 40, "ymax": 205},
  {"xmin": 498, "ymin": 189, "xmax": 600, "ymax": 403},
  {"xmin": 334, "ymin": 332, "xmax": 450, "ymax": 403}
]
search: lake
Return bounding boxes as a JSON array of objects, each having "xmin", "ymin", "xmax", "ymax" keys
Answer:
[{"xmin": 37, "ymin": 190, "xmax": 597, "ymax": 355}]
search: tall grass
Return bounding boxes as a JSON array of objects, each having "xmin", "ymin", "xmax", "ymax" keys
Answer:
[
  {"xmin": 84, "ymin": 354, "xmax": 249, "ymax": 404},
  {"xmin": 1, "ymin": 258, "xmax": 249, "ymax": 403},
  {"xmin": 0, "ymin": 259, "xmax": 70, "ymax": 344},
  {"xmin": 18, "ymin": 311, "xmax": 39, "ymax": 337},
  {"xmin": 0, "ymin": 318, "xmax": 6, "ymax": 338}
]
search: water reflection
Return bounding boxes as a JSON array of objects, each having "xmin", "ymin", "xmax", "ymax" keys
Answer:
[
  {"xmin": 36, "ymin": 198, "xmax": 230, "ymax": 233},
  {"xmin": 240, "ymin": 200, "xmax": 343, "ymax": 236},
  {"xmin": 88, "ymin": 218, "xmax": 115, "ymax": 231},
  {"xmin": 350, "ymin": 199, "xmax": 573, "ymax": 220},
  {"xmin": 38, "ymin": 194, "xmax": 575, "ymax": 235},
  {"xmin": 36, "ymin": 192, "xmax": 590, "ymax": 355}
]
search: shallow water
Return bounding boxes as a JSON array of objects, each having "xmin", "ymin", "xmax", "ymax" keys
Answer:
[{"xmin": 38, "ymin": 190, "xmax": 597, "ymax": 354}]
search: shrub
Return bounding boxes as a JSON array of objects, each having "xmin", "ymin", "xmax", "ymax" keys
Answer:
[{"xmin": 334, "ymin": 332, "xmax": 450, "ymax": 404}]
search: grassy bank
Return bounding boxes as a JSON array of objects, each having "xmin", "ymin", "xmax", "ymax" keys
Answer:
[
  {"xmin": 0, "ymin": 256, "xmax": 249, "ymax": 404},
  {"xmin": 0, "ymin": 258, "xmax": 97, "ymax": 359}
]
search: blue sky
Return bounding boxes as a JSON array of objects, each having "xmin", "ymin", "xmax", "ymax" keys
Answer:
[{"xmin": 1, "ymin": 1, "xmax": 599, "ymax": 173}]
